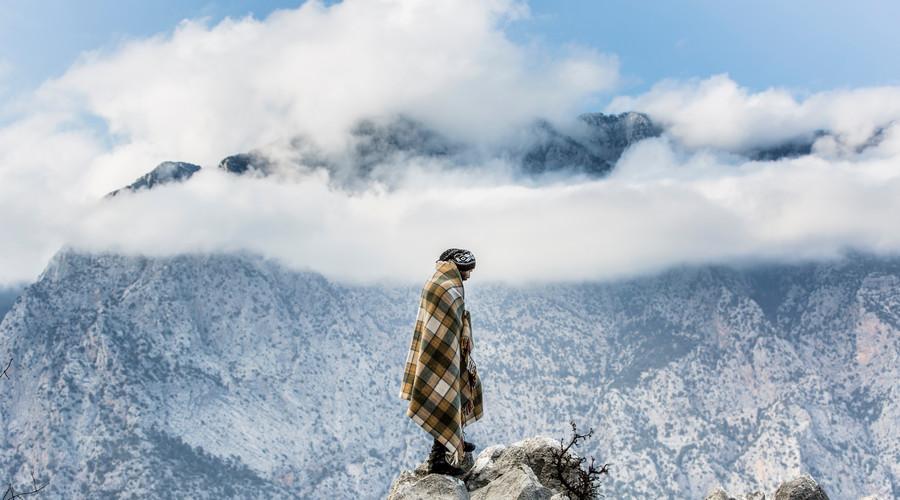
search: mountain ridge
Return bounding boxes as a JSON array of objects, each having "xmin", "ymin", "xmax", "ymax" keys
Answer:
[
  {"xmin": 101, "ymin": 110, "xmax": 840, "ymax": 198},
  {"xmin": 1, "ymin": 247, "xmax": 897, "ymax": 498}
]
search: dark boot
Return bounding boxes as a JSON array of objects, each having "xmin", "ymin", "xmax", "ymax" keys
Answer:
[
  {"xmin": 463, "ymin": 440, "xmax": 476, "ymax": 452},
  {"xmin": 428, "ymin": 438, "xmax": 464, "ymax": 476}
]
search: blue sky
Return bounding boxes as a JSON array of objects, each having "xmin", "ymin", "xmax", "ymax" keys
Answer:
[
  {"xmin": 2, "ymin": 0, "xmax": 898, "ymax": 102},
  {"xmin": 520, "ymin": 0, "xmax": 900, "ymax": 94},
  {"xmin": 0, "ymin": 0, "xmax": 298, "ymax": 94}
]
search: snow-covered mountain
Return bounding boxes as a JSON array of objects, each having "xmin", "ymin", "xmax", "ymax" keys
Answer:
[
  {"xmin": 104, "ymin": 161, "xmax": 201, "ymax": 198},
  {"xmin": 1, "ymin": 248, "xmax": 898, "ymax": 498},
  {"xmin": 98, "ymin": 110, "xmax": 836, "ymax": 199},
  {"xmin": 3, "ymin": 109, "xmax": 895, "ymax": 498}
]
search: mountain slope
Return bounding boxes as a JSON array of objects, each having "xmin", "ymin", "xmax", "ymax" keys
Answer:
[{"xmin": 1, "ymin": 249, "xmax": 897, "ymax": 498}]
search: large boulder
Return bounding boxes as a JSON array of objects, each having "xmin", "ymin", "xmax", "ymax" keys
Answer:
[
  {"xmin": 387, "ymin": 471, "xmax": 469, "ymax": 500},
  {"xmin": 469, "ymin": 464, "xmax": 555, "ymax": 500},
  {"xmin": 774, "ymin": 475, "xmax": 829, "ymax": 500},
  {"xmin": 464, "ymin": 436, "xmax": 582, "ymax": 494},
  {"xmin": 387, "ymin": 452, "xmax": 476, "ymax": 500},
  {"xmin": 388, "ymin": 436, "xmax": 591, "ymax": 500}
]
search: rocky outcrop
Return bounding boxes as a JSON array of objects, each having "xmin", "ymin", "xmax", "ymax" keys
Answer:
[
  {"xmin": 773, "ymin": 476, "xmax": 830, "ymax": 500},
  {"xmin": 388, "ymin": 437, "xmax": 587, "ymax": 500},
  {"xmin": 705, "ymin": 475, "xmax": 830, "ymax": 500},
  {"xmin": 389, "ymin": 436, "xmax": 831, "ymax": 500}
]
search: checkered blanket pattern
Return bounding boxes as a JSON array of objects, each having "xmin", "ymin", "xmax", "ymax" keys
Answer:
[{"xmin": 399, "ymin": 260, "xmax": 483, "ymax": 466}]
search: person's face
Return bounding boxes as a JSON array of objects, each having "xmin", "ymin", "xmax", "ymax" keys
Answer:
[{"xmin": 461, "ymin": 268, "xmax": 474, "ymax": 281}]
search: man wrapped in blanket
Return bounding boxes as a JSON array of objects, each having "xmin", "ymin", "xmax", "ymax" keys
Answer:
[{"xmin": 399, "ymin": 248, "xmax": 483, "ymax": 476}]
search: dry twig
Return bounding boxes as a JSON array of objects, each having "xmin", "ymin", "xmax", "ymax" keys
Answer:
[
  {"xmin": 0, "ymin": 358, "xmax": 11, "ymax": 380},
  {"xmin": 2, "ymin": 470, "xmax": 49, "ymax": 500},
  {"xmin": 550, "ymin": 420, "xmax": 610, "ymax": 500}
]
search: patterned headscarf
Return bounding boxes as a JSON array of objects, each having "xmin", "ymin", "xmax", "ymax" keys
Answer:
[{"xmin": 438, "ymin": 248, "xmax": 476, "ymax": 272}]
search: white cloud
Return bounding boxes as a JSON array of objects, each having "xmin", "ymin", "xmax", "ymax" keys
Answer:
[
  {"xmin": 51, "ymin": 140, "xmax": 900, "ymax": 286},
  {"xmin": 605, "ymin": 74, "xmax": 900, "ymax": 153},
  {"xmin": 3, "ymin": 2, "xmax": 900, "ymax": 288},
  {"xmin": 36, "ymin": 0, "xmax": 618, "ymax": 176},
  {"xmin": 0, "ymin": 0, "xmax": 622, "ymax": 285}
]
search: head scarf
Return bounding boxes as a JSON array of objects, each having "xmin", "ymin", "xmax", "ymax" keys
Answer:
[{"xmin": 438, "ymin": 248, "xmax": 476, "ymax": 272}]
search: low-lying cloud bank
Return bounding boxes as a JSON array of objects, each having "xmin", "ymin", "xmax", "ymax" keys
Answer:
[
  {"xmin": 65, "ymin": 131, "xmax": 900, "ymax": 285},
  {"xmin": 2, "ymin": 0, "xmax": 900, "ymax": 286}
]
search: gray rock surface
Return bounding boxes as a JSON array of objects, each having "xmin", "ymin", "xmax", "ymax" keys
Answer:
[
  {"xmin": 387, "ymin": 471, "xmax": 469, "ymax": 500},
  {"xmin": 388, "ymin": 436, "xmax": 589, "ymax": 500},
  {"xmin": 706, "ymin": 475, "xmax": 829, "ymax": 500},
  {"xmin": 774, "ymin": 475, "xmax": 829, "ymax": 500},
  {"xmin": 469, "ymin": 464, "xmax": 554, "ymax": 500},
  {"xmin": 705, "ymin": 488, "xmax": 737, "ymax": 500},
  {"xmin": 387, "ymin": 452, "xmax": 475, "ymax": 500},
  {"xmin": 464, "ymin": 437, "xmax": 582, "ymax": 494}
]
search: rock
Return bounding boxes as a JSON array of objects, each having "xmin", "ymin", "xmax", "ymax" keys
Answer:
[
  {"xmin": 387, "ymin": 452, "xmax": 475, "ymax": 500},
  {"xmin": 469, "ymin": 464, "xmax": 554, "ymax": 500},
  {"xmin": 387, "ymin": 472, "xmax": 469, "ymax": 500},
  {"xmin": 706, "ymin": 475, "xmax": 828, "ymax": 500},
  {"xmin": 464, "ymin": 436, "xmax": 581, "ymax": 493},
  {"xmin": 464, "ymin": 444, "xmax": 507, "ymax": 489},
  {"xmin": 705, "ymin": 487, "xmax": 737, "ymax": 500},
  {"xmin": 705, "ymin": 493, "xmax": 765, "ymax": 500},
  {"xmin": 389, "ymin": 436, "xmax": 593, "ymax": 500},
  {"xmin": 774, "ymin": 475, "xmax": 829, "ymax": 500},
  {"xmin": 704, "ymin": 488, "xmax": 764, "ymax": 500}
]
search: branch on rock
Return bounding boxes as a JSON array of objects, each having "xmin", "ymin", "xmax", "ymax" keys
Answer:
[
  {"xmin": 2, "ymin": 470, "xmax": 49, "ymax": 500},
  {"xmin": 1, "ymin": 358, "xmax": 11, "ymax": 380},
  {"xmin": 550, "ymin": 420, "xmax": 610, "ymax": 500}
]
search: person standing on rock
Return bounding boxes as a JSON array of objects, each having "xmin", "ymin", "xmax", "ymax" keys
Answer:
[{"xmin": 399, "ymin": 248, "xmax": 484, "ymax": 476}]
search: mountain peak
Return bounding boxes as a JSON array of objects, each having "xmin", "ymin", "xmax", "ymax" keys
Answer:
[
  {"xmin": 104, "ymin": 161, "xmax": 201, "ymax": 198},
  {"xmin": 217, "ymin": 153, "xmax": 274, "ymax": 176}
]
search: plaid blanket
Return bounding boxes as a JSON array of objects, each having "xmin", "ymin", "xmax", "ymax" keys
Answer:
[{"xmin": 399, "ymin": 260, "xmax": 483, "ymax": 466}]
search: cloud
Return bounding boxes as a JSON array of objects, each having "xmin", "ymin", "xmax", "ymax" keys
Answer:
[
  {"xmin": 605, "ymin": 74, "xmax": 900, "ymax": 153},
  {"xmin": 0, "ymin": 0, "xmax": 622, "ymax": 286},
  {"xmin": 35, "ymin": 0, "xmax": 618, "ymax": 173},
  {"xmin": 3, "ymin": 3, "xmax": 900, "ymax": 287},
  {"xmin": 52, "ymin": 133, "xmax": 900, "ymax": 286}
]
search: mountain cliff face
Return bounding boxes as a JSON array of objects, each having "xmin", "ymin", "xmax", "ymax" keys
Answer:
[
  {"xmin": 1, "ymin": 249, "xmax": 897, "ymax": 498},
  {"xmin": 97, "ymin": 110, "xmax": 831, "ymax": 199}
]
